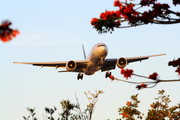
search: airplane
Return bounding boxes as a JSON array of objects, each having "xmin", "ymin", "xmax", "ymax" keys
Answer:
[{"xmin": 14, "ymin": 43, "xmax": 166, "ymax": 80}]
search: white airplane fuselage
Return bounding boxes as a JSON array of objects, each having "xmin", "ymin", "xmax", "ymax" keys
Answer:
[{"xmin": 84, "ymin": 43, "xmax": 108, "ymax": 75}]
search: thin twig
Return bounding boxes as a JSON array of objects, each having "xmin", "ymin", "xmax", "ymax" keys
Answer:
[
  {"xmin": 114, "ymin": 77, "xmax": 157, "ymax": 84},
  {"xmin": 158, "ymin": 79, "xmax": 180, "ymax": 82},
  {"xmin": 75, "ymin": 93, "xmax": 83, "ymax": 119},
  {"xmin": 147, "ymin": 82, "xmax": 159, "ymax": 88},
  {"xmin": 133, "ymin": 73, "xmax": 152, "ymax": 80}
]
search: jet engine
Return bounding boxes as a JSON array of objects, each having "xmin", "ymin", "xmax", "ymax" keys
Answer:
[
  {"xmin": 116, "ymin": 57, "xmax": 127, "ymax": 68},
  {"xmin": 66, "ymin": 60, "xmax": 77, "ymax": 71}
]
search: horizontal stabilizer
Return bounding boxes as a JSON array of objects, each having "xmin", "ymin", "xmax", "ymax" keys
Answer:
[{"xmin": 58, "ymin": 70, "xmax": 70, "ymax": 73}]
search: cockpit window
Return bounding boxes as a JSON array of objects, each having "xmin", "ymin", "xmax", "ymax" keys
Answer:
[{"xmin": 97, "ymin": 45, "xmax": 105, "ymax": 47}]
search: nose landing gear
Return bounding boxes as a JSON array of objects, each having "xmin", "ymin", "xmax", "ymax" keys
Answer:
[
  {"xmin": 105, "ymin": 71, "xmax": 111, "ymax": 78},
  {"xmin": 100, "ymin": 56, "xmax": 104, "ymax": 65},
  {"xmin": 77, "ymin": 73, "xmax": 83, "ymax": 80}
]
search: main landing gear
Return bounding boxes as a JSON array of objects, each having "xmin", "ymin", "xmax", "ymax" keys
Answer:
[
  {"xmin": 77, "ymin": 73, "xmax": 83, "ymax": 80},
  {"xmin": 105, "ymin": 71, "xmax": 111, "ymax": 78}
]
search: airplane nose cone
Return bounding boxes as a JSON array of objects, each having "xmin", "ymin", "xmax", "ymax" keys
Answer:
[{"xmin": 98, "ymin": 46, "xmax": 108, "ymax": 56}]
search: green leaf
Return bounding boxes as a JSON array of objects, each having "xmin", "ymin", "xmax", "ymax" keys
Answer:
[
  {"xmin": 23, "ymin": 116, "xmax": 26, "ymax": 120},
  {"xmin": 34, "ymin": 117, "xmax": 37, "ymax": 120},
  {"xmin": 32, "ymin": 113, "xmax": 36, "ymax": 117}
]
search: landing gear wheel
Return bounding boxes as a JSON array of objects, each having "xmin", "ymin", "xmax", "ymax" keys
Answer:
[
  {"xmin": 77, "ymin": 74, "xmax": 80, "ymax": 80},
  {"xmin": 77, "ymin": 73, "xmax": 83, "ymax": 80},
  {"xmin": 80, "ymin": 74, "xmax": 83, "ymax": 80},
  {"xmin": 105, "ymin": 72, "xmax": 111, "ymax": 78}
]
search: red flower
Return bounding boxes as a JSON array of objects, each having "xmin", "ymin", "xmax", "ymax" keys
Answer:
[
  {"xmin": 114, "ymin": 21, "xmax": 121, "ymax": 27},
  {"xmin": 136, "ymin": 84, "xmax": 147, "ymax": 90},
  {"xmin": 105, "ymin": 11, "xmax": 113, "ymax": 18},
  {"xmin": 91, "ymin": 18, "xmax": 99, "ymax": 25},
  {"xmin": 115, "ymin": 10, "xmax": 121, "ymax": 17},
  {"xmin": 141, "ymin": 83, "xmax": 147, "ymax": 88},
  {"xmin": 121, "ymin": 68, "xmax": 133, "ymax": 80},
  {"xmin": 168, "ymin": 112, "xmax": 170, "ymax": 117},
  {"xmin": 173, "ymin": 0, "xmax": 180, "ymax": 6},
  {"xmin": 100, "ymin": 13, "xmax": 107, "ymax": 20},
  {"xmin": 168, "ymin": 58, "xmax": 180, "ymax": 67},
  {"xmin": 109, "ymin": 75, "xmax": 114, "ymax": 80},
  {"xmin": 100, "ymin": 10, "xmax": 121, "ymax": 21},
  {"xmin": 121, "ymin": 112, "xmax": 129, "ymax": 118},
  {"xmin": 176, "ymin": 67, "xmax": 180, "ymax": 75},
  {"xmin": 12, "ymin": 30, "xmax": 20, "ymax": 37},
  {"xmin": 168, "ymin": 58, "xmax": 180, "ymax": 75},
  {"xmin": 0, "ymin": 20, "xmax": 20, "ymax": 42},
  {"xmin": 127, "ymin": 101, "xmax": 131, "ymax": 106},
  {"xmin": 114, "ymin": 0, "xmax": 122, "ymax": 7},
  {"xmin": 150, "ymin": 104, "xmax": 155, "ymax": 108},
  {"xmin": 149, "ymin": 72, "xmax": 158, "ymax": 80}
]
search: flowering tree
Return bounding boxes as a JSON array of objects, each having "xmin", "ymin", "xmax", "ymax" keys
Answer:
[
  {"xmin": 0, "ymin": 20, "xmax": 19, "ymax": 42},
  {"xmin": 117, "ymin": 89, "xmax": 180, "ymax": 119},
  {"xmin": 91, "ymin": 0, "xmax": 180, "ymax": 34},
  {"xmin": 91, "ymin": 0, "xmax": 180, "ymax": 90}
]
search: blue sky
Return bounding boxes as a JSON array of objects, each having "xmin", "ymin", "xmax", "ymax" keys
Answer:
[{"xmin": 1, "ymin": 0, "xmax": 180, "ymax": 120}]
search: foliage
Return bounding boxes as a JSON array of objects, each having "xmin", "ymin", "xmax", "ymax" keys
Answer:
[
  {"xmin": 60, "ymin": 100, "xmax": 80, "ymax": 120},
  {"xmin": 84, "ymin": 90, "xmax": 104, "ymax": 120},
  {"xmin": 117, "ymin": 89, "xmax": 180, "ymax": 120},
  {"xmin": 23, "ymin": 107, "xmax": 37, "ymax": 120},
  {"xmin": 146, "ymin": 89, "xmax": 180, "ymax": 119},
  {"xmin": 24, "ymin": 90, "xmax": 180, "ymax": 120},
  {"xmin": 91, "ymin": 0, "xmax": 180, "ymax": 34},
  {"xmin": 44, "ymin": 106, "xmax": 58, "ymax": 120},
  {"xmin": 118, "ymin": 94, "xmax": 142, "ymax": 120},
  {"xmin": 24, "ymin": 90, "xmax": 104, "ymax": 120}
]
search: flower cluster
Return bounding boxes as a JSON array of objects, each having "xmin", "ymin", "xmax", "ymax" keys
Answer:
[
  {"xmin": 114, "ymin": 0, "xmax": 122, "ymax": 7},
  {"xmin": 168, "ymin": 58, "xmax": 180, "ymax": 67},
  {"xmin": 91, "ymin": 0, "xmax": 180, "ymax": 33},
  {"xmin": 119, "ymin": 94, "xmax": 142, "ymax": 119},
  {"xmin": 91, "ymin": 18, "xmax": 99, "ymax": 25},
  {"xmin": 168, "ymin": 58, "xmax": 180, "ymax": 75},
  {"xmin": 149, "ymin": 72, "xmax": 158, "ymax": 80},
  {"xmin": 173, "ymin": 0, "xmax": 180, "ymax": 6},
  {"xmin": 0, "ymin": 20, "xmax": 19, "ymax": 42},
  {"xmin": 126, "ymin": 101, "xmax": 131, "ymax": 106},
  {"xmin": 100, "ymin": 10, "xmax": 121, "ymax": 20},
  {"xmin": 121, "ymin": 68, "xmax": 133, "ymax": 79},
  {"xmin": 140, "ymin": 0, "xmax": 156, "ymax": 6},
  {"xmin": 136, "ymin": 84, "xmax": 147, "ymax": 90},
  {"xmin": 121, "ymin": 112, "xmax": 130, "ymax": 118}
]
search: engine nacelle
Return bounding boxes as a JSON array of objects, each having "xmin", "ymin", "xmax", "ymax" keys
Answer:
[
  {"xmin": 117, "ymin": 57, "xmax": 127, "ymax": 68},
  {"xmin": 66, "ymin": 60, "xmax": 77, "ymax": 71}
]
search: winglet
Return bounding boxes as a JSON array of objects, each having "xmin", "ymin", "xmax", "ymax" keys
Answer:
[{"xmin": 82, "ymin": 44, "xmax": 86, "ymax": 60}]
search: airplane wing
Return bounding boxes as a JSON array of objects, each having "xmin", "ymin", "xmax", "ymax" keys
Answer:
[
  {"xmin": 14, "ymin": 60, "xmax": 88, "ymax": 70},
  {"xmin": 101, "ymin": 54, "xmax": 166, "ymax": 71},
  {"xmin": 126, "ymin": 53, "xmax": 166, "ymax": 63}
]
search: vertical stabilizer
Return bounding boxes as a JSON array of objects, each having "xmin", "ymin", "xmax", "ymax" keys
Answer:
[{"xmin": 82, "ymin": 44, "xmax": 86, "ymax": 60}]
